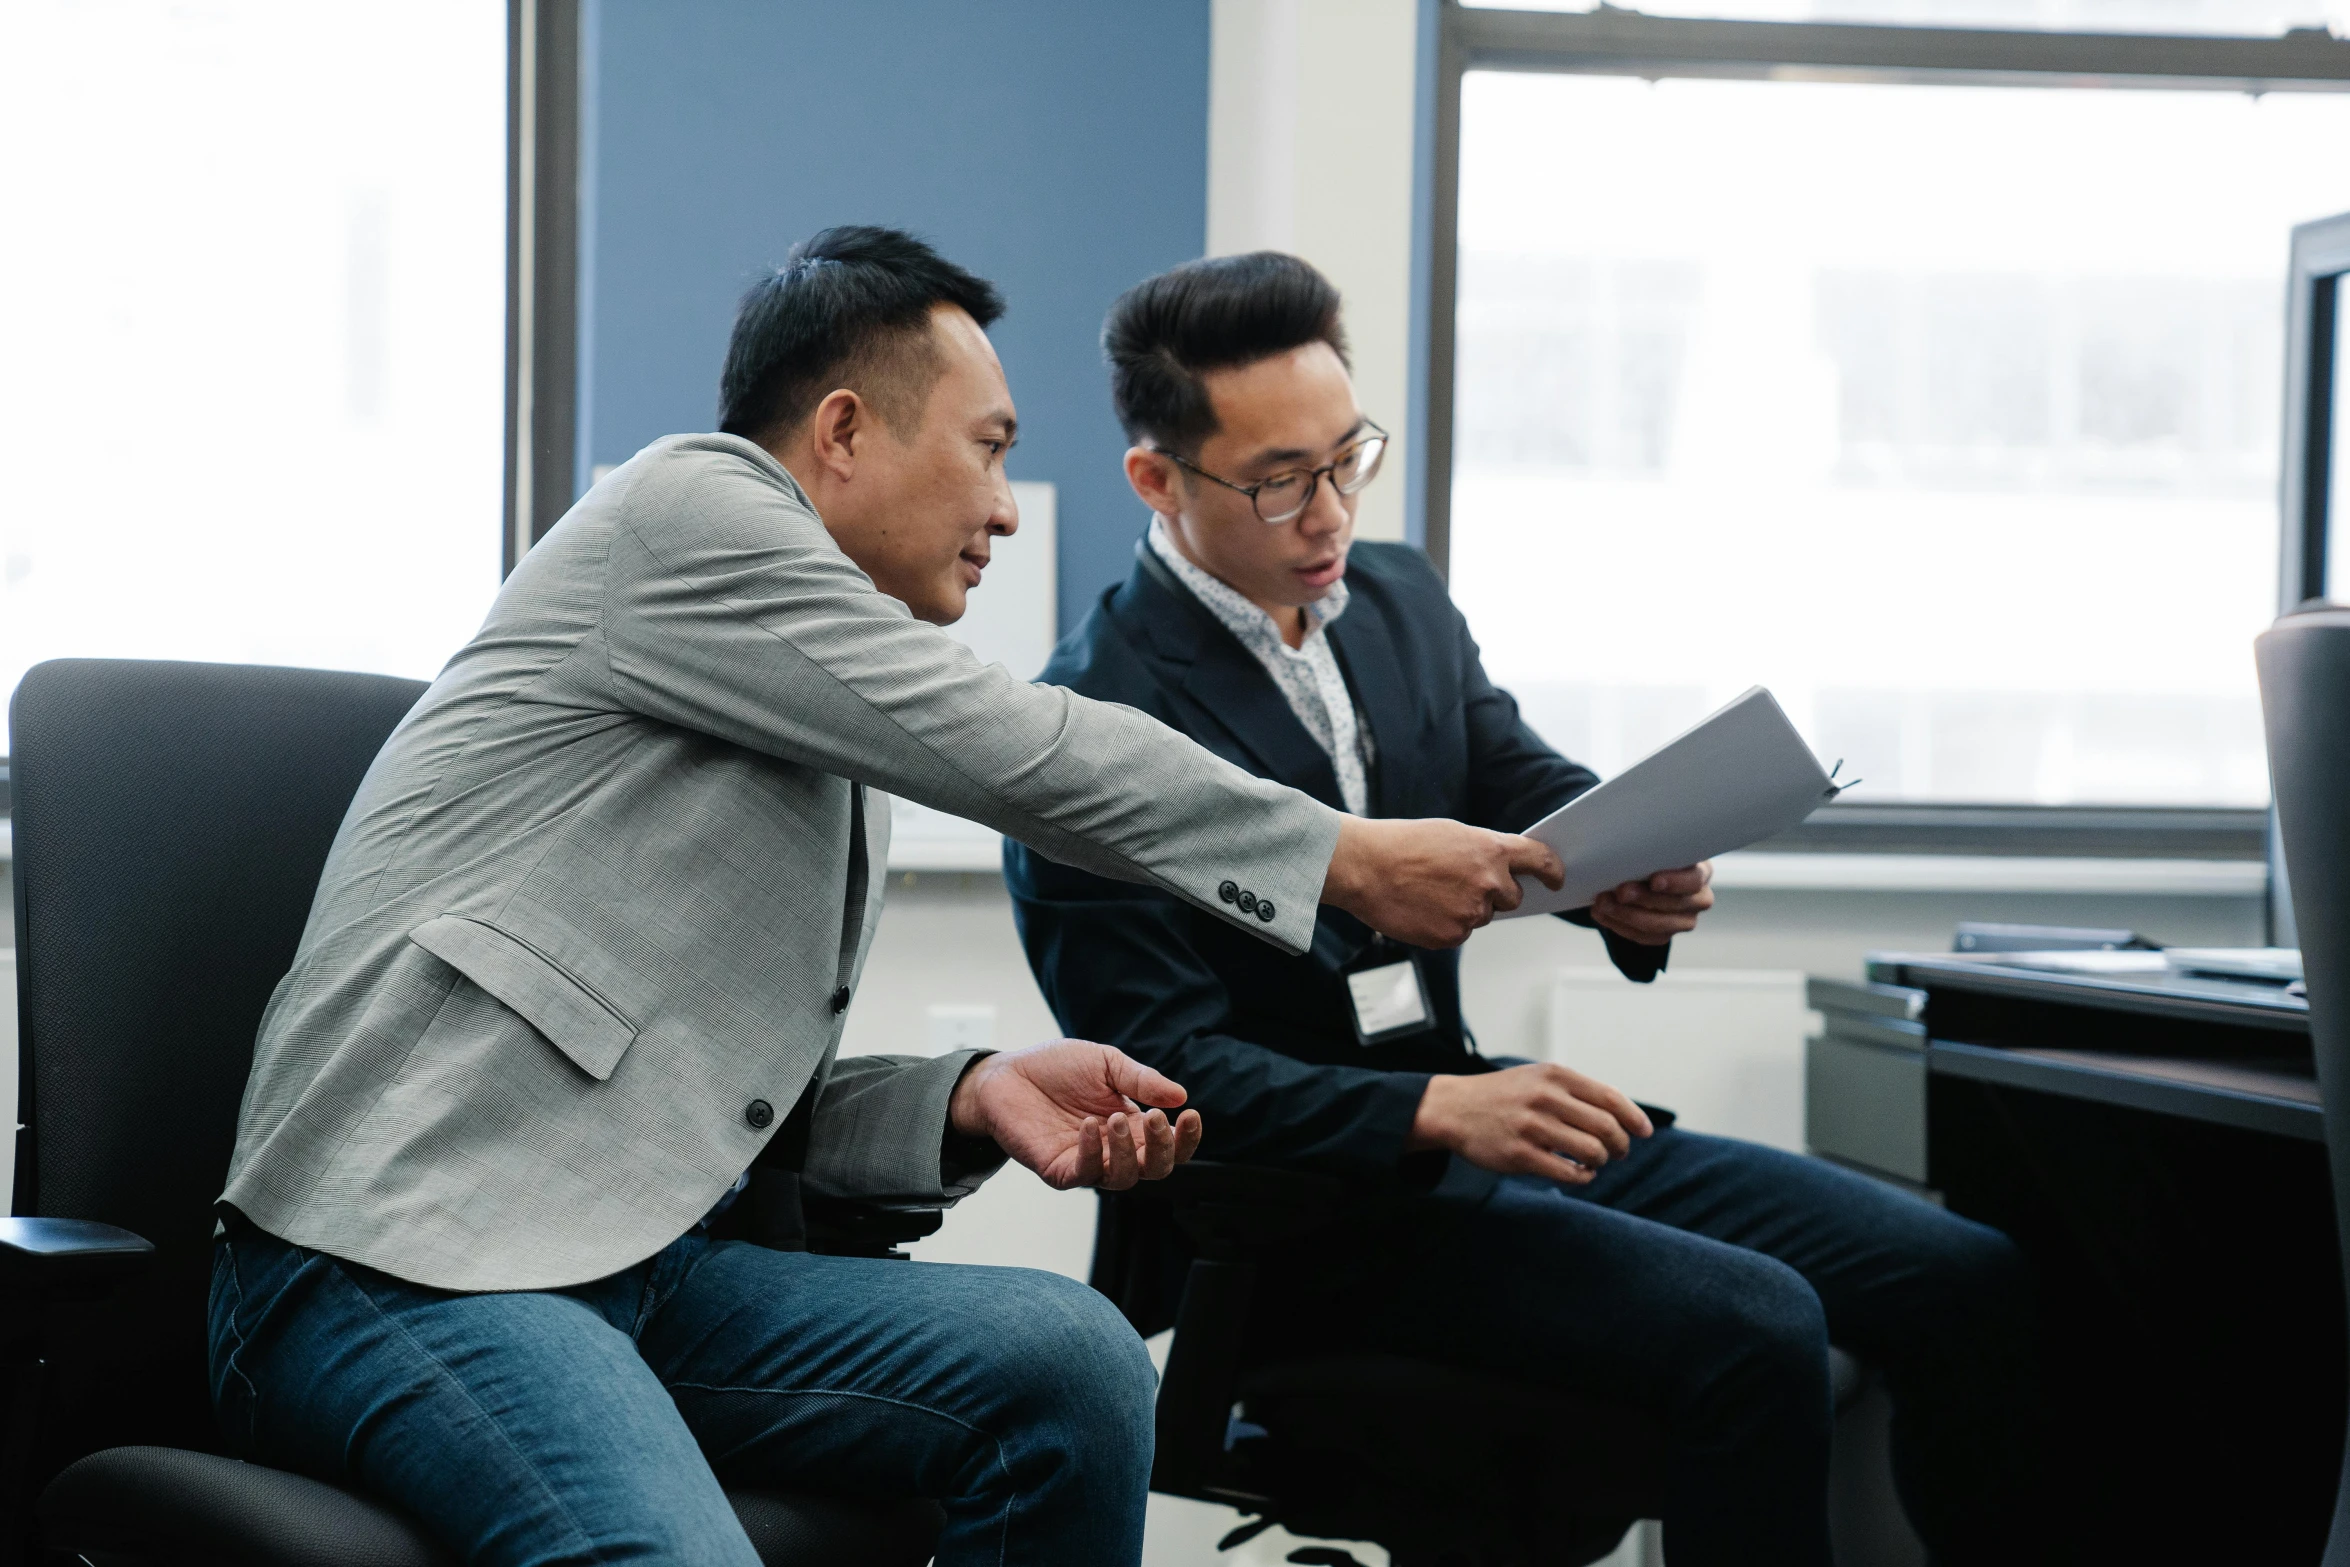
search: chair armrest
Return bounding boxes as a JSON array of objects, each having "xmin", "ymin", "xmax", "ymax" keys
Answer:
[{"xmin": 0, "ymin": 1220, "xmax": 154, "ymax": 1300}]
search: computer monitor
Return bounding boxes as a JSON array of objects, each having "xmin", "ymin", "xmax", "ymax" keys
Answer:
[{"xmin": 2269, "ymin": 209, "xmax": 2350, "ymax": 945}]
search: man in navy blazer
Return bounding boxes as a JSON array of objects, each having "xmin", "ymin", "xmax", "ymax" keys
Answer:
[{"xmin": 1005, "ymin": 254, "xmax": 2043, "ymax": 1566}]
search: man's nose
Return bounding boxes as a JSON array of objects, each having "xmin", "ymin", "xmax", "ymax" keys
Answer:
[
  {"xmin": 1297, "ymin": 470, "xmax": 1349, "ymax": 537},
  {"xmin": 990, "ymin": 476, "xmax": 1019, "ymax": 536}
]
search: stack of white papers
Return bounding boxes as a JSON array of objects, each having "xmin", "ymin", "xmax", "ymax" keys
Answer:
[{"xmin": 1503, "ymin": 686, "xmax": 1839, "ymax": 918}]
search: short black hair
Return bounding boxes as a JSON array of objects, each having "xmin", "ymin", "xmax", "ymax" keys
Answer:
[
  {"xmin": 717, "ymin": 225, "xmax": 1004, "ymax": 444},
  {"xmin": 1103, "ymin": 252, "xmax": 1348, "ymax": 456}
]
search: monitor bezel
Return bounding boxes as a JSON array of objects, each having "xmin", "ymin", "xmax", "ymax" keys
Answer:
[
  {"xmin": 2279, "ymin": 211, "xmax": 2350, "ymax": 613},
  {"xmin": 2268, "ymin": 209, "xmax": 2350, "ymax": 945}
]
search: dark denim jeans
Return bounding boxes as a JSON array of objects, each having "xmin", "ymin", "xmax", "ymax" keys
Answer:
[
  {"xmin": 208, "ymin": 1218, "xmax": 1157, "ymax": 1566},
  {"xmin": 1248, "ymin": 1127, "xmax": 2041, "ymax": 1567}
]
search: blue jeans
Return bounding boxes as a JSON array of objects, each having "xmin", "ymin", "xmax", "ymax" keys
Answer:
[
  {"xmin": 208, "ymin": 1217, "xmax": 1158, "ymax": 1565},
  {"xmin": 1248, "ymin": 1128, "xmax": 2040, "ymax": 1567}
]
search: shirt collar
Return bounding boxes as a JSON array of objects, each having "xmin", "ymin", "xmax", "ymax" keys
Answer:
[{"xmin": 1145, "ymin": 517, "xmax": 1349, "ymax": 649}]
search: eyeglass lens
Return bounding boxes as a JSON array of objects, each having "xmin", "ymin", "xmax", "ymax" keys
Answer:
[{"xmin": 1254, "ymin": 434, "xmax": 1388, "ymax": 523}]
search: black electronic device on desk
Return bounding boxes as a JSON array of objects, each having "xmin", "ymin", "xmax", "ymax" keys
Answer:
[{"xmin": 1807, "ymin": 943, "xmax": 2338, "ymax": 1565}]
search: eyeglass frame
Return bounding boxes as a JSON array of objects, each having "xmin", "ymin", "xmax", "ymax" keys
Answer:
[{"xmin": 1152, "ymin": 419, "xmax": 1389, "ymax": 525}]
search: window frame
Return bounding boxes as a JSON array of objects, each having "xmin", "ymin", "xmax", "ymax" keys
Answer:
[
  {"xmin": 1418, "ymin": 0, "xmax": 2350, "ymax": 857},
  {"xmin": 506, "ymin": 0, "xmax": 584, "ymax": 576}
]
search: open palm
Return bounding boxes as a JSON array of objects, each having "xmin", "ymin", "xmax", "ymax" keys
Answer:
[{"xmin": 951, "ymin": 1040, "xmax": 1205, "ymax": 1191}]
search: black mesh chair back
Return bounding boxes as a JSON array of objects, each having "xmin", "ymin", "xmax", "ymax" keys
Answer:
[
  {"xmin": 2255, "ymin": 603, "xmax": 2350, "ymax": 1565},
  {"xmin": 9, "ymin": 658, "xmax": 428, "ymax": 1453}
]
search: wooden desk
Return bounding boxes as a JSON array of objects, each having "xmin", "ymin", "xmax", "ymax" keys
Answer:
[{"xmin": 1826, "ymin": 955, "xmax": 2340, "ymax": 1563}]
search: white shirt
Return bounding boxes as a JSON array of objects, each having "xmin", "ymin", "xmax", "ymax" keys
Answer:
[{"xmin": 1147, "ymin": 516, "xmax": 1373, "ymax": 815}]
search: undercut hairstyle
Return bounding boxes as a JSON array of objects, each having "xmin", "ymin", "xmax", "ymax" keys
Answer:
[
  {"xmin": 717, "ymin": 226, "xmax": 1004, "ymax": 445},
  {"xmin": 1103, "ymin": 251, "xmax": 1349, "ymax": 457}
]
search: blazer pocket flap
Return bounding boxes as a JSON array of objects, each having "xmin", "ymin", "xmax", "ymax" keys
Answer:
[{"xmin": 409, "ymin": 914, "xmax": 639, "ymax": 1081}]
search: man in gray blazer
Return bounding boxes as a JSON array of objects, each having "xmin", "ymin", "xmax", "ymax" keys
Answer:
[{"xmin": 208, "ymin": 227, "xmax": 1562, "ymax": 1567}]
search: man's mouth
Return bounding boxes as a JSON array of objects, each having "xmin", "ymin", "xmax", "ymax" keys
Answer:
[
  {"xmin": 959, "ymin": 551, "xmax": 987, "ymax": 588},
  {"xmin": 1295, "ymin": 554, "xmax": 1345, "ymax": 587}
]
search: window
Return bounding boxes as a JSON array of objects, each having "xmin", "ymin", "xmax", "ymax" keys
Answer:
[
  {"xmin": 1436, "ymin": 14, "xmax": 2350, "ymax": 815},
  {"xmin": 1467, "ymin": 0, "xmax": 2350, "ymax": 36},
  {"xmin": 0, "ymin": 1, "xmax": 507, "ymax": 752}
]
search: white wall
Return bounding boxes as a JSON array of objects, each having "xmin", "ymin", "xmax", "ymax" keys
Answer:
[{"xmin": 1208, "ymin": 0, "xmax": 1421, "ymax": 545}]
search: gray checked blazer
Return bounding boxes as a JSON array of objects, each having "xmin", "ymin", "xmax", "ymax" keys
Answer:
[{"xmin": 221, "ymin": 434, "xmax": 1342, "ymax": 1292}]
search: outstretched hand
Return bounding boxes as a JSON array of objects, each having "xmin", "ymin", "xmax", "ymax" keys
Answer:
[{"xmin": 947, "ymin": 1039, "xmax": 1205, "ymax": 1191}]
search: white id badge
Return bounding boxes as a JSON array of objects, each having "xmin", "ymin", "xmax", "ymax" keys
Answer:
[{"xmin": 1346, "ymin": 959, "xmax": 1433, "ymax": 1046}]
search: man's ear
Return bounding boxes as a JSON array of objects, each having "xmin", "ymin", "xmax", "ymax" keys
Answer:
[
  {"xmin": 1123, "ymin": 446, "xmax": 1181, "ymax": 517},
  {"xmin": 805, "ymin": 388, "xmax": 866, "ymax": 483}
]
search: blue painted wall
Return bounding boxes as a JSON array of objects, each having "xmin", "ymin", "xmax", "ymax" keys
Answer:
[{"xmin": 578, "ymin": 0, "xmax": 1212, "ymax": 632}]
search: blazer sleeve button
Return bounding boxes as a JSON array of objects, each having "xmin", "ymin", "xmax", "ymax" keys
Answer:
[
  {"xmin": 1256, "ymin": 900, "xmax": 1277, "ymax": 922},
  {"xmin": 829, "ymin": 985, "xmax": 852, "ymax": 1014},
  {"xmin": 1218, "ymin": 880, "xmax": 1240, "ymax": 904},
  {"xmin": 745, "ymin": 1099, "xmax": 775, "ymax": 1130},
  {"xmin": 1236, "ymin": 890, "xmax": 1258, "ymax": 914}
]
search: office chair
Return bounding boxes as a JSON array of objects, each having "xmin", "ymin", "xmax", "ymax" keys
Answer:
[
  {"xmin": 1116, "ymin": 1162, "xmax": 1877, "ymax": 1567},
  {"xmin": 4, "ymin": 658, "xmax": 942, "ymax": 1567},
  {"xmin": 2255, "ymin": 602, "xmax": 2350, "ymax": 1567}
]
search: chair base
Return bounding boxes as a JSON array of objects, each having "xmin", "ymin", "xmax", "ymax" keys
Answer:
[
  {"xmin": 1200, "ymin": 1355, "xmax": 1654, "ymax": 1567},
  {"xmin": 1183, "ymin": 1348, "xmax": 1875, "ymax": 1567}
]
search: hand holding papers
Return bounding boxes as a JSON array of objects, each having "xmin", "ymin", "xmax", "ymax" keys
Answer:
[{"xmin": 1502, "ymin": 687, "xmax": 1843, "ymax": 919}]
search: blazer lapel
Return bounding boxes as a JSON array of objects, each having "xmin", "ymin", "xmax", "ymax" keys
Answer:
[
  {"xmin": 1327, "ymin": 597, "xmax": 1416, "ymax": 818},
  {"xmin": 1118, "ymin": 545, "xmax": 1348, "ymax": 810}
]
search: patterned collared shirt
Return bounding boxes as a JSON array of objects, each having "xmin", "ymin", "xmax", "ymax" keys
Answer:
[{"xmin": 1147, "ymin": 517, "xmax": 1372, "ymax": 815}]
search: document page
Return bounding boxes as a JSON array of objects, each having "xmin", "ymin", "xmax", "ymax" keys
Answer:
[{"xmin": 1502, "ymin": 687, "xmax": 1837, "ymax": 918}]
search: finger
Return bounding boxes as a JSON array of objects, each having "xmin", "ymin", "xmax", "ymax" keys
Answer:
[
  {"xmin": 1519, "ymin": 1147, "xmax": 1596, "ymax": 1185},
  {"xmin": 1616, "ymin": 884, "xmax": 1711, "ymax": 915},
  {"xmin": 1526, "ymin": 1118, "xmax": 1615, "ymax": 1170},
  {"xmin": 1645, "ymin": 865, "xmax": 1707, "ymax": 895},
  {"xmin": 1487, "ymin": 875, "xmax": 1523, "ymax": 915},
  {"xmin": 1543, "ymin": 1091, "xmax": 1634, "ymax": 1160},
  {"xmin": 1566, "ymin": 1073, "xmax": 1654, "ymax": 1139},
  {"xmin": 1068, "ymin": 1116, "xmax": 1105, "ymax": 1189},
  {"xmin": 1101, "ymin": 1111, "xmax": 1140, "ymax": 1191},
  {"xmin": 1172, "ymin": 1108, "xmax": 1204, "ymax": 1163},
  {"xmin": 1501, "ymin": 834, "xmax": 1565, "ymax": 891},
  {"xmin": 1594, "ymin": 892, "xmax": 1696, "ymax": 935},
  {"xmin": 1137, "ymin": 1109, "xmax": 1177, "ymax": 1181},
  {"xmin": 1611, "ymin": 911, "xmax": 1699, "ymax": 941},
  {"xmin": 1590, "ymin": 905, "xmax": 1673, "ymax": 947},
  {"xmin": 1102, "ymin": 1048, "xmax": 1188, "ymax": 1111}
]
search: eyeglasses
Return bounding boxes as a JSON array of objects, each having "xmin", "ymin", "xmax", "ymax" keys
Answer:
[{"xmin": 1158, "ymin": 421, "xmax": 1388, "ymax": 525}]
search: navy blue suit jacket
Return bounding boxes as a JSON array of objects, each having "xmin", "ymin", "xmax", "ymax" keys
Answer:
[{"xmin": 1005, "ymin": 537, "xmax": 1666, "ymax": 1199}]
